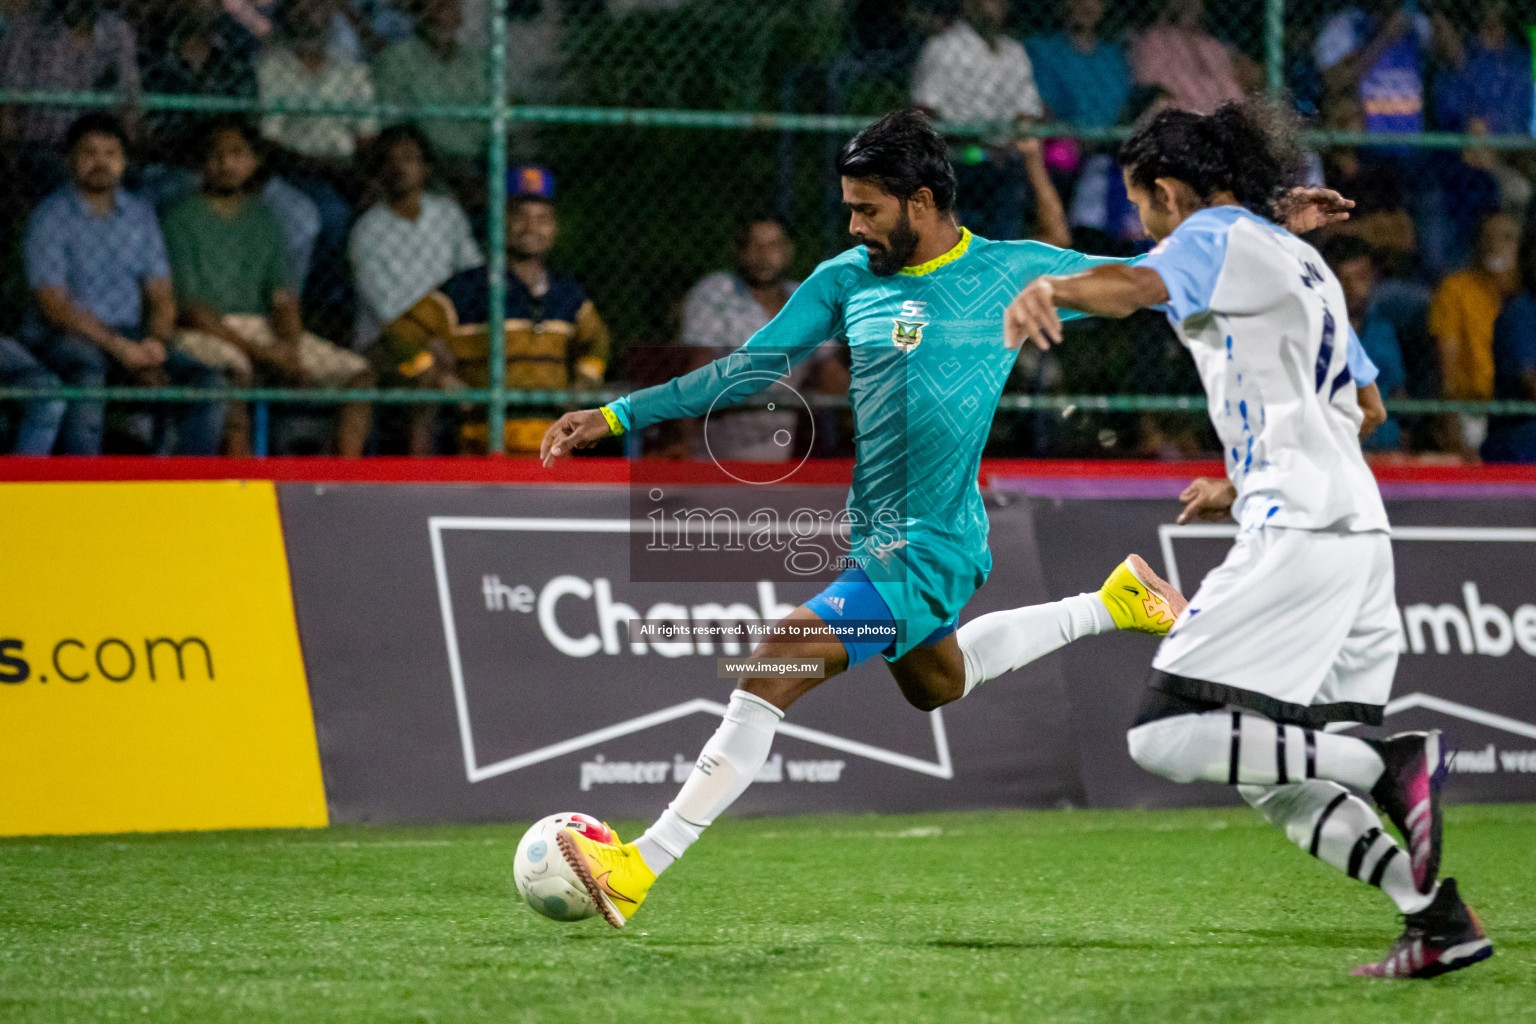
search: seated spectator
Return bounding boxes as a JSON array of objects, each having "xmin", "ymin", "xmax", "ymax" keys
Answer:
[
  {"xmin": 372, "ymin": 0, "xmax": 487, "ymax": 195},
  {"xmin": 1430, "ymin": 210, "xmax": 1520, "ymax": 453},
  {"xmin": 1483, "ymin": 225, "xmax": 1536, "ymax": 463},
  {"xmin": 1129, "ymin": 0, "xmax": 1251, "ymax": 114},
  {"xmin": 0, "ymin": 0, "xmax": 141, "ymax": 196},
  {"xmin": 257, "ymin": 0, "xmax": 378, "ymax": 163},
  {"xmin": 162, "ymin": 117, "xmax": 373, "ymax": 455},
  {"xmin": 139, "ymin": 0, "xmax": 257, "ymax": 165},
  {"xmin": 1431, "ymin": 211, "xmax": 1519, "ymax": 400},
  {"xmin": 0, "ymin": 336, "xmax": 66, "ymax": 455},
  {"xmin": 218, "ymin": 0, "xmax": 392, "ymax": 61},
  {"xmin": 1323, "ymin": 236, "xmax": 1406, "ymax": 450},
  {"xmin": 1025, "ymin": 0, "xmax": 1131, "ymax": 131},
  {"xmin": 436, "ymin": 168, "xmax": 610, "ymax": 454},
  {"xmin": 1315, "ymin": 0, "xmax": 1460, "ymax": 137},
  {"xmin": 676, "ymin": 215, "xmax": 847, "ymax": 462},
  {"xmin": 21, "ymin": 114, "xmax": 223, "ymax": 455},
  {"xmin": 351, "ymin": 125, "xmax": 482, "ymax": 350},
  {"xmin": 1435, "ymin": 0, "xmax": 1531, "ymax": 136},
  {"xmin": 349, "ymin": 124, "xmax": 481, "ymax": 453},
  {"xmin": 257, "ymin": 0, "xmax": 378, "ymax": 338},
  {"xmin": 912, "ymin": 0, "xmax": 1057, "ymax": 242}
]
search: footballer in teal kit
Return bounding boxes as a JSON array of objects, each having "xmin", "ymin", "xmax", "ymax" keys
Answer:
[{"xmin": 537, "ymin": 109, "xmax": 1345, "ymax": 929}]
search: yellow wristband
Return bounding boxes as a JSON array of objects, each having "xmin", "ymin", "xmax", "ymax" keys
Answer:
[{"xmin": 600, "ymin": 405, "xmax": 625, "ymax": 436}]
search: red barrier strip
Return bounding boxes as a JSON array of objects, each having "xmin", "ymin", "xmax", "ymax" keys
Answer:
[{"xmin": 3, "ymin": 455, "xmax": 1535, "ymax": 485}]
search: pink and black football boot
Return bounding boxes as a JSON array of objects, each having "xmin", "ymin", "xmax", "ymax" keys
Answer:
[{"xmin": 1352, "ymin": 878, "xmax": 1493, "ymax": 979}]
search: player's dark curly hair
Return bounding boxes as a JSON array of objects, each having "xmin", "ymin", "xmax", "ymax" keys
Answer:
[
  {"xmin": 835, "ymin": 108, "xmax": 957, "ymax": 212},
  {"xmin": 1119, "ymin": 102, "xmax": 1299, "ymax": 219}
]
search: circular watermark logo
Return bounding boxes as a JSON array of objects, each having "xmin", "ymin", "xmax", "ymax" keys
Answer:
[{"xmin": 703, "ymin": 375, "xmax": 815, "ymax": 485}]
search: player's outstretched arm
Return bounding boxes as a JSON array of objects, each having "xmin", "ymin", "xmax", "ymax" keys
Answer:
[
  {"xmin": 540, "ymin": 409, "xmax": 611, "ymax": 467},
  {"xmin": 1003, "ymin": 264, "xmax": 1169, "ymax": 350}
]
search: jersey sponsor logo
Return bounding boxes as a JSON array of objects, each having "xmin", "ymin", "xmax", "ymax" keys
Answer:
[
  {"xmin": 891, "ymin": 319, "xmax": 927, "ymax": 353},
  {"xmin": 825, "ymin": 595, "xmax": 846, "ymax": 615}
]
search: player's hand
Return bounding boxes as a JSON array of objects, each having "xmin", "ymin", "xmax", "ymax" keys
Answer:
[
  {"xmin": 540, "ymin": 408, "xmax": 610, "ymax": 467},
  {"xmin": 1177, "ymin": 477, "xmax": 1238, "ymax": 525},
  {"xmin": 1276, "ymin": 187, "xmax": 1354, "ymax": 234},
  {"xmin": 1003, "ymin": 278, "xmax": 1063, "ymax": 350}
]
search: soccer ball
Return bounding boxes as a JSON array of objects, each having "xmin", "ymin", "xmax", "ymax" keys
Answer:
[{"xmin": 513, "ymin": 812, "xmax": 618, "ymax": 922}]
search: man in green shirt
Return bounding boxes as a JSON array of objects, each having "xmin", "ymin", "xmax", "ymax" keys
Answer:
[
  {"xmin": 372, "ymin": 0, "xmax": 487, "ymax": 196},
  {"xmin": 163, "ymin": 117, "xmax": 374, "ymax": 455}
]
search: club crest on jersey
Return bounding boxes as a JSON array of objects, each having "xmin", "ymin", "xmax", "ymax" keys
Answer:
[{"xmin": 891, "ymin": 319, "xmax": 927, "ymax": 352}]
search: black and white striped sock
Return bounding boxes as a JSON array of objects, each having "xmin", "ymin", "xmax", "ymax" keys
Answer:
[{"xmin": 1241, "ymin": 780, "xmax": 1434, "ymax": 915}]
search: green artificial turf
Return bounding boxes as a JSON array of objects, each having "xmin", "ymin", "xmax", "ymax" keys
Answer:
[{"xmin": 1, "ymin": 805, "xmax": 1532, "ymax": 1023}]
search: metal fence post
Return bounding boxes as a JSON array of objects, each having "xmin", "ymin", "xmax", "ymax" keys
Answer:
[
  {"xmin": 486, "ymin": 0, "xmax": 510, "ymax": 455},
  {"xmin": 1265, "ymin": 0, "xmax": 1285, "ymax": 100}
]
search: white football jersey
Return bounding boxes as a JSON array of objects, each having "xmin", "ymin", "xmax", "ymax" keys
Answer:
[{"xmin": 1141, "ymin": 205, "xmax": 1389, "ymax": 533}]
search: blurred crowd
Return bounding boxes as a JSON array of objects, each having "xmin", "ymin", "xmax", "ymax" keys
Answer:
[{"xmin": 2, "ymin": 0, "xmax": 1536, "ymax": 461}]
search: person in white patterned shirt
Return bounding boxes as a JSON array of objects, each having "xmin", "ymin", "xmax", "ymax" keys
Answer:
[
  {"xmin": 911, "ymin": 0, "xmax": 1058, "ymax": 242},
  {"xmin": 676, "ymin": 216, "xmax": 845, "ymax": 461}
]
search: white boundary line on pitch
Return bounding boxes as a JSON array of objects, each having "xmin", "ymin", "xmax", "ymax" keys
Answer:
[{"xmin": 428, "ymin": 516, "xmax": 954, "ymax": 785}]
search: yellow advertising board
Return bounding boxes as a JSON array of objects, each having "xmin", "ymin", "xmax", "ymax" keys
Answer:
[{"xmin": 0, "ymin": 481, "xmax": 328, "ymax": 835}]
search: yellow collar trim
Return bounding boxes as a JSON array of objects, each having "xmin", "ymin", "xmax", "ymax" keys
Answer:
[{"xmin": 898, "ymin": 227, "xmax": 972, "ymax": 277}]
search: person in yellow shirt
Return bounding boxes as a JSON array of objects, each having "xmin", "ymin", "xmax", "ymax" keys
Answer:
[
  {"xmin": 1429, "ymin": 211, "xmax": 1519, "ymax": 401},
  {"xmin": 1428, "ymin": 211, "xmax": 1518, "ymax": 453}
]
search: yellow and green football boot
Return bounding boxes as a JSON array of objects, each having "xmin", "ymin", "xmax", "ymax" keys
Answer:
[
  {"xmin": 556, "ymin": 828, "xmax": 657, "ymax": 928},
  {"xmin": 1097, "ymin": 553, "xmax": 1187, "ymax": 635}
]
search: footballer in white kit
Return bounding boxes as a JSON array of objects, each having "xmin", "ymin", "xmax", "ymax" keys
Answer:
[{"xmin": 1004, "ymin": 103, "xmax": 1494, "ymax": 980}]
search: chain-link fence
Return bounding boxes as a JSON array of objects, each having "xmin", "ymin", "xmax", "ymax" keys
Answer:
[{"xmin": 3, "ymin": 0, "xmax": 1536, "ymax": 458}]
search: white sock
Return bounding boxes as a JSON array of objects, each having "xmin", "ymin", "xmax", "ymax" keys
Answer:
[
  {"xmin": 1128, "ymin": 711, "xmax": 1386, "ymax": 790},
  {"xmin": 1242, "ymin": 780, "xmax": 1435, "ymax": 914},
  {"xmin": 958, "ymin": 593, "xmax": 1114, "ymax": 696},
  {"xmin": 633, "ymin": 689, "xmax": 782, "ymax": 875}
]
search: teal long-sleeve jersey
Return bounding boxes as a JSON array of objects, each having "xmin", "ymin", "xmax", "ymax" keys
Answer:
[{"xmin": 608, "ymin": 229, "xmax": 1131, "ymax": 656}]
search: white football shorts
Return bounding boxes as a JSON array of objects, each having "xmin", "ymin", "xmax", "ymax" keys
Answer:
[{"xmin": 1149, "ymin": 525, "xmax": 1399, "ymax": 727}]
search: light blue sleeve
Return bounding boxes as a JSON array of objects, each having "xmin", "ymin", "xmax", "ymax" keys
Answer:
[
  {"xmin": 1346, "ymin": 325, "xmax": 1379, "ymax": 389},
  {"xmin": 1139, "ymin": 216, "xmax": 1230, "ymax": 322},
  {"xmin": 609, "ymin": 256, "xmax": 845, "ymax": 432}
]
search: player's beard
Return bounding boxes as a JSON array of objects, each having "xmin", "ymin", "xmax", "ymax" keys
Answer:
[{"xmin": 862, "ymin": 205, "xmax": 920, "ymax": 277}]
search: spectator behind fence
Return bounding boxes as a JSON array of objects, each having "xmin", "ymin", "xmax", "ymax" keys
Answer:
[
  {"xmin": 351, "ymin": 124, "xmax": 481, "ymax": 454},
  {"xmin": 1129, "ymin": 0, "xmax": 1251, "ymax": 115},
  {"xmin": 351, "ymin": 125, "xmax": 482, "ymax": 351},
  {"xmin": 0, "ymin": 336, "xmax": 66, "ymax": 455},
  {"xmin": 372, "ymin": 0, "xmax": 487, "ymax": 189},
  {"xmin": 912, "ymin": 0, "xmax": 1053, "ymax": 241},
  {"xmin": 258, "ymin": 0, "xmax": 378, "ymax": 340},
  {"xmin": 1314, "ymin": 0, "xmax": 1461, "ymax": 137},
  {"xmin": 439, "ymin": 168, "xmax": 610, "ymax": 454},
  {"xmin": 1429, "ymin": 210, "xmax": 1520, "ymax": 454},
  {"xmin": 1025, "ymin": 0, "xmax": 1131, "ymax": 131},
  {"xmin": 21, "ymin": 114, "xmax": 223, "ymax": 455},
  {"xmin": 257, "ymin": 0, "xmax": 378, "ymax": 161},
  {"xmin": 162, "ymin": 117, "xmax": 373, "ymax": 456},
  {"xmin": 0, "ymin": 0, "xmax": 141, "ymax": 196},
  {"xmin": 138, "ymin": 0, "xmax": 257, "ymax": 164},
  {"xmin": 1435, "ymin": 0, "xmax": 1531, "ymax": 136},
  {"xmin": 1482, "ymin": 223, "xmax": 1536, "ymax": 463},
  {"xmin": 676, "ymin": 216, "xmax": 847, "ymax": 462},
  {"xmin": 1323, "ymin": 235, "xmax": 1406, "ymax": 451}
]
